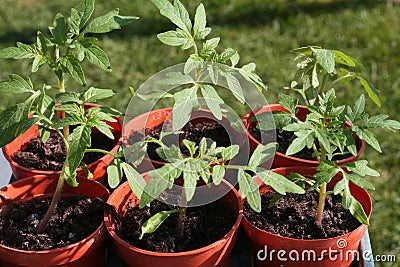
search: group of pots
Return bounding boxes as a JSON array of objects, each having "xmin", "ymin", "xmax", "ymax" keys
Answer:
[{"xmin": 0, "ymin": 104, "xmax": 370, "ymax": 267}]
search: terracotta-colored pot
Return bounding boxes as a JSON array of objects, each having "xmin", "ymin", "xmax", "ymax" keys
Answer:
[
  {"xmin": 242, "ymin": 167, "xmax": 372, "ymax": 267},
  {"xmin": 2, "ymin": 103, "xmax": 122, "ymax": 184},
  {"xmin": 243, "ymin": 104, "xmax": 365, "ymax": 168},
  {"xmin": 124, "ymin": 108, "xmax": 246, "ymax": 174},
  {"xmin": 104, "ymin": 178, "xmax": 243, "ymax": 267},
  {"xmin": 0, "ymin": 175, "xmax": 110, "ymax": 267}
]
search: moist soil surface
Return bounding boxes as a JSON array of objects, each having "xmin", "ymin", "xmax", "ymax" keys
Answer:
[
  {"xmin": 248, "ymin": 124, "xmax": 353, "ymax": 161},
  {"xmin": 244, "ymin": 191, "xmax": 361, "ymax": 239},
  {"xmin": 117, "ymin": 199, "xmax": 236, "ymax": 253},
  {"xmin": 128, "ymin": 120, "xmax": 231, "ymax": 162},
  {"xmin": 0, "ymin": 196, "xmax": 105, "ymax": 250},
  {"xmin": 12, "ymin": 130, "xmax": 117, "ymax": 171}
]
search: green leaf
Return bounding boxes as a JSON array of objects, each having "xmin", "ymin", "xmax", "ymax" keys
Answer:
[
  {"xmin": 174, "ymin": 0, "xmax": 191, "ymax": 33},
  {"xmin": 256, "ymin": 168, "xmax": 305, "ymax": 195},
  {"xmin": 65, "ymin": 125, "xmax": 91, "ymax": 177},
  {"xmin": 219, "ymin": 48, "xmax": 237, "ymax": 63},
  {"xmin": 346, "ymin": 174, "xmax": 375, "ymax": 190},
  {"xmin": 184, "ymin": 169, "xmax": 198, "ymax": 201},
  {"xmin": 348, "ymin": 196, "xmax": 370, "ymax": 226},
  {"xmin": 334, "ymin": 50, "xmax": 356, "ymax": 67},
  {"xmin": 84, "ymin": 9, "xmax": 137, "ymax": 34},
  {"xmin": 55, "ymin": 92, "xmax": 82, "ymax": 104},
  {"xmin": 248, "ymin": 143, "xmax": 277, "ymax": 167},
  {"xmin": 353, "ymin": 128, "xmax": 381, "ymax": 153},
  {"xmin": 140, "ymin": 209, "xmax": 179, "ymax": 239},
  {"xmin": 200, "ymin": 84, "xmax": 223, "ymax": 120},
  {"xmin": 39, "ymin": 125, "xmax": 51, "ymax": 143},
  {"xmin": 342, "ymin": 160, "xmax": 380, "ymax": 177},
  {"xmin": 157, "ymin": 30, "xmax": 187, "ymax": 47},
  {"xmin": 125, "ymin": 141, "xmax": 147, "ymax": 167},
  {"xmin": 32, "ymin": 55, "xmax": 47, "ymax": 73},
  {"xmin": 157, "ymin": 72, "xmax": 194, "ymax": 86},
  {"xmin": 78, "ymin": 0, "xmax": 95, "ymax": 29},
  {"xmin": 333, "ymin": 178, "xmax": 346, "ymax": 195},
  {"xmin": 311, "ymin": 63, "xmax": 319, "ymax": 88},
  {"xmin": 224, "ymin": 72, "xmax": 245, "ymax": 104},
  {"xmin": 212, "ymin": 165, "xmax": 225, "ymax": 185},
  {"xmin": 151, "ymin": 0, "xmax": 190, "ymax": 33},
  {"xmin": 311, "ymin": 47, "xmax": 335, "ymax": 73},
  {"xmin": 141, "ymin": 165, "xmax": 178, "ymax": 208},
  {"xmin": 204, "ymin": 37, "xmax": 220, "ymax": 51},
  {"xmin": 0, "ymin": 105, "xmax": 38, "ymax": 147},
  {"xmin": 83, "ymin": 44, "xmax": 111, "ymax": 71},
  {"xmin": 0, "ymin": 43, "xmax": 36, "ymax": 59},
  {"xmin": 122, "ymin": 162, "xmax": 146, "ymax": 198},
  {"xmin": 53, "ymin": 117, "xmax": 84, "ymax": 129},
  {"xmin": 347, "ymin": 94, "xmax": 365, "ymax": 122},
  {"xmin": 238, "ymin": 169, "xmax": 261, "ymax": 212},
  {"xmin": 49, "ymin": 13, "xmax": 67, "ymax": 45},
  {"xmin": 107, "ymin": 158, "xmax": 124, "ymax": 189},
  {"xmin": 172, "ymin": 86, "xmax": 199, "ymax": 131},
  {"xmin": 36, "ymin": 31, "xmax": 48, "ymax": 54},
  {"xmin": 286, "ymin": 130, "xmax": 314, "ymax": 155},
  {"xmin": 193, "ymin": 3, "xmax": 206, "ymax": 39},
  {"xmin": 0, "ymin": 74, "xmax": 34, "ymax": 94},
  {"xmin": 60, "ymin": 55, "xmax": 86, "ymax": 86},
  {"xmin": 220, "ymin": 145, "xmax": 239, "ymax": 161},
  {"xmin": 358, "ymin": 77, "xmax": 381, "ymax": 107},
  {"xmin": 183, "ymin": 140, "xmax": 197, "ymax": 157},
  {"xmin": 156, "ymin": 144, "xmax": 184, "ymax": 162},
  {"xmin": 278, "ymin": 93, "xmax": 298, "ymax": 114},
  {"xmin": 70, "ymin": 8, "xmax": 81, "ymax": 34},
  {"xmin": 316, "ymin": 129, "xmax": 331, "ymax": 154},
  {"xmin": 83, "ymin": 87, "xmax": 115, "ymax": 102}
]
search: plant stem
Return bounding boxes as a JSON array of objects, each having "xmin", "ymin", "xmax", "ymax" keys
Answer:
[
  {"xmin": 315, "ymin": 144, "xmax": 327, "ymax": 224},
  {"xmin": 36, "ymin": 167, "xmax": 66, "ymax": 233},
  {"xmin": 314, "ymin": 73, "xmax": 328, "ymax": 106},
  {"xmin": 85, "ymin": 148, "xmax": 118, "ymax": 157},
  {"xmin": 315, "ymin": 182, "xmax": 327, "ymax": 224},
  {"xmin": 177, "ymin": 189, "xmax": 187, "ymax": 238}
]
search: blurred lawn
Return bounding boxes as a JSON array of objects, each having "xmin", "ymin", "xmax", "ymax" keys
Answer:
[{"xmin": 0, "ymin": 0, "xmax": 399, "ymax": 264}]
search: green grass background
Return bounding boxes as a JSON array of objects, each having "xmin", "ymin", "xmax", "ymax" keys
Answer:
[{"xmin": 0, "ymin": 0, "xmax": 399, "ymax": 264}]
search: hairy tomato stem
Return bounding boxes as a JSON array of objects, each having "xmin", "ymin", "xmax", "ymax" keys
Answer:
[
  {"xmin": 36, "ymin": 168, "xmax": 65, "ymax": 233},
  {"xmin": 177, "ymin": 190, "xmax": 187, "ymax": 238},
  {"xmin": 316, "ymin": 182, "xmax": 327, "ymax": 224}
]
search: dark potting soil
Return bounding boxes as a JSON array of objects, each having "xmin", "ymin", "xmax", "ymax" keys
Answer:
[
  {"xmin": 12, "ymin": 130, "xmax": 117, "ymax": 171},
  {"xmin": 0, "ymin": 196, "xmax": 105, "ymax": 250},
  {"xmin": 128, "ymin": 120, "xmax": 231, "ymax": 162},
  {"xmin": 243, "ymin": 191, "xmax": 361, "ymax": 240},
  {"xmin": 117, "ymin": 199, "xmax": 236, "ymax": 253},
  {"xmin": 248, "ymin": 124, "xmax": 352, "ymax": 161}
]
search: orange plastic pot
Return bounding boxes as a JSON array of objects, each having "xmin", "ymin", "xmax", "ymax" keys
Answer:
[
  {"xmin": 243, "ymin": 104, "xmax": 365, "ymax": 168},
  {"xmin": 124, "ymin": 108, "xmax": 246, "ymax": 174},
  {"xmin": 242, "ymin": 167, "xmax": 372, "ymax": 267},
  {"xmin": 2, "ymin": 103, "xmax": 122, "ymax": 184},
  {"xmin": 104, "ymin": 179, "xmax": 243, "ymax": 267},
  {"xmin": 0, "ymin": 175, "xmax": 110, "ymax": 267}
]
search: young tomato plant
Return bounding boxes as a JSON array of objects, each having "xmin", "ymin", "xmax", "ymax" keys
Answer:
[
  {"xmin": 285, "ymin": 46, "xmax": 381, "ymax": 106},
  {"xmin": 268, "ymin": 90, "xmax": 400, "ymax": 225},
  {"xmin": 136, "ymin": 0, "xmax": 267, "ymax": 131},
  {"xmin": 127, "ymin": 136, "xmax": 304, "ymax": 239},
  {"xmin": 0, "ymin": 0, "xmax": 136, "ymax": 232}
]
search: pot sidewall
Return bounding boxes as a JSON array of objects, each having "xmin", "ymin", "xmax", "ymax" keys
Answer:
[
  {"xmin": 105, "ymin": 179, "xmax": 243, "ymax": 267},
  {"xmin": 0, "ymin": 175, "xmax": 110, "ymax": 267},
  {"xmin": 242, "ymin": 167, "xmax": 372, "ymax": 267}
]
